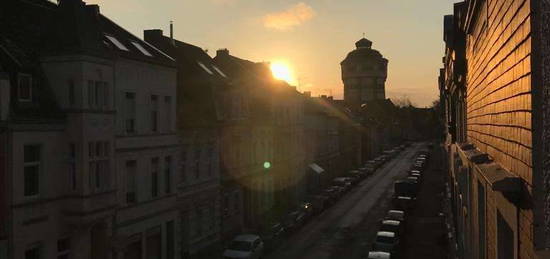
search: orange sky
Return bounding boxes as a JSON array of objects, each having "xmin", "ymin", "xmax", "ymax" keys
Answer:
[{"xmin": 85, "ymin": 0, "xmax": 461, "ymax": 107}]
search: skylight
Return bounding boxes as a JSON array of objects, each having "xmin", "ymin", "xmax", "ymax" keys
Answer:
[
  {"xmin": 198, "ymin": 62, "xmax": 214, "ymax": 75},
  {"xmin": 105, "ymin": 35, "xmax": 129, "ymax": 51},
  {"xmin": 212, "ymin": 65, "xmax": 227, "ymax": 78},
  {"xmin": 131, "ymin": 41, "xmax": 153, "ymax": 57}
]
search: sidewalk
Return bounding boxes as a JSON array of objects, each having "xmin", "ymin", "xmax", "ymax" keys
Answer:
[{"xmin": 399, "ymin": 144, "xmax": 449, "ymax": 259}]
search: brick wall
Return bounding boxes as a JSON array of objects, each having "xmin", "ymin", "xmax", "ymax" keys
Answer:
[{"xmin": 465, "ymin": 0, "xmax": 534, "ymax": 257}]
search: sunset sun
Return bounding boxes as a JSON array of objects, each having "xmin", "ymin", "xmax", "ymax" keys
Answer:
[{"xmin": 270, "ymin": 61, "xmax": 296, "ymax": 85}]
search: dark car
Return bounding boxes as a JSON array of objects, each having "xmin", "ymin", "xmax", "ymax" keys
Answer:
[
  {"xmin": 259, "ymin": 222, "xmax": 285, "ymax": 252},
  {"xmin": 394, "ymin": 180, "xmax": 418, "ymax": 197},
  {"xmin": 380, "ymin": 219, "xmax": 403, "ymax": 237},
  {"xmin": 283, "ymin": 211, "xmax": 307, "ymax": 233},
  {"xmin": 310, "ymin": 195, "xmax": 330, "ymax": 213},
  {"xmin": 333, "ymin": 178, "xmax": 353, "ymax": 191},
  {"xmin": 392, "ymin": 196, "xmax": 416, "ymax": 210},
  {"xmin": 323, "ymin": 187, "xmax": 341, "ymax": 203},
  {"xmin": 299, "ymin": 202, "xmax": 314, "ymax": 219}
]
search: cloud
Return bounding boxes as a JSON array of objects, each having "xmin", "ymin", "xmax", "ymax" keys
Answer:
[{"xmin": 263, "ymin": 2, "xmax": 316, "ymax": 31}]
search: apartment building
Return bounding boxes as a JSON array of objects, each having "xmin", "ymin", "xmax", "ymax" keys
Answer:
[
  {"xmin": 0, "ymin": 1, "xmax": 178, "ymax": 258},
  {"xmin": 442, "ymin": 0, "xmax": 550, "ymax": 258},
  {"xmin": 144, "ymin": 29, "xmax": 223, "ymax": 257}
]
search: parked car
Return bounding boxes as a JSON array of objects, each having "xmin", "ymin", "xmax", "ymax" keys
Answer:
[
  {"xmin": 309, "ymin": 195, "xmax": 329, "ymax": 213},
  {"xmin": 394, "ymin": 180, "xmax": 418, "ymax": 197},
  {"xmin": 367, "ymin": 251, "xmax": 392, "ymax": 259},
  {"xmin": 358, "ymin": 167, "xmax": 372, "ymax": 177},
  {"xmin": 380, "ymin": 220, "xmax": 402, "ymax": 237},
  {"xmin": 323, "ymin": 187, "xmax": 341, "ymax": 203},
  {"xmin": 223, "ymin": 234, "xmax": 264, "ymax": 259},
  {"xmin": 283, "ymin": 211, "xmax": 307, "ymax": 233},
  {"xmin": 344, "ymin": 172, "xmax": 362, "ymax": 184},
  {"xmin": 259, "ymin": 223, "xmax": 285, "ymax": 252},
  {"xmin": 333, "ymin": 177, "xmax": 353, "ymax": 191},
  {"xmin": 393, "ymin": 196, "xmax": 416, "ymax": 210},
  {"xmin": 300, "ymin": 202, "xmax": 314, "ymax": 219},
  {"xmin": 385, "ymin": 209, "xmax": 405, "ymax": 222},
  {"xmin": 373, "ymin": 231, "xmax": 399, "ymax": 253}
]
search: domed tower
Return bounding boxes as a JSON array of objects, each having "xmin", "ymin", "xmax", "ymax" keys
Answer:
[{"xmin": 341, "ymin": 37, "xmax": 388, "ymax": 109}]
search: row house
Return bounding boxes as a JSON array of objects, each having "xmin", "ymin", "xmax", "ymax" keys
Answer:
[
  {"xmin": 303, "ymin": 95, "xmax": 362, "ymax": 193},
  {"xmin": 0, "ymin": 1, "xmax": 179, "ymax": 258},
  {"xmin": 213, "ymin": 49, "xmax": 306, "ymax": 237},
  {"xmin": 143, "ymin": 29, "xmax": 223, "ymax": 258},
  {"xmin": 441, "ymin": 0, "xmax": 550, "ymax": 258}
]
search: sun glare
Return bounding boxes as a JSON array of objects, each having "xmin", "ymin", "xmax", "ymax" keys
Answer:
[{"xmin": 270, "ymin": 61, "xmax": 296, "ymax": 85}]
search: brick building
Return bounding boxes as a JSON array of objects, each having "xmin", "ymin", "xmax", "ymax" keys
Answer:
[{"xmin": 441, "ymin": 0, "xmax": 550, "ymax": 258}]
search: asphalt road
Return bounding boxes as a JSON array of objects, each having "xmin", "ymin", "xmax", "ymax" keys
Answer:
[{"xmin": 266, "ymin": 144, "xmax": 424, "ymax": 259}]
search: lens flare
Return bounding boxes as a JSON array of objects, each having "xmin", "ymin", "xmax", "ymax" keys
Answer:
[{"xmin": 270, "ymin": 61, "xmax": 296, "ymax": 85}]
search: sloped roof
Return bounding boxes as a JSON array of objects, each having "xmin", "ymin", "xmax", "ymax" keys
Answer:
[{"xmin": 144, "ymin": 30, "xmax": 229, "ymax": 127}]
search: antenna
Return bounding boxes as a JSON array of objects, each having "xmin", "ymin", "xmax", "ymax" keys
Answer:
[{"xmin": 362, "ymin": 32, "xmax": 365, "ymax": 38}]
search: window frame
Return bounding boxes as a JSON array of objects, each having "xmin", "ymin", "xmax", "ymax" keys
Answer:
[
  {"xmin": 18, "ymin": 73, "xmax": 33, "ymax": 102},
  {"xmin": 23, "ymin": 144, "xmax": 41, "ymax": 197}
]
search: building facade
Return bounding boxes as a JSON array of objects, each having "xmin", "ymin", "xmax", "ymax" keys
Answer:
[
  {"xmin": 442, "ymin": 0, "xmax": 550, "ymax": 258},
  {"xmin": 0, "ymin": 1, "xmax": 179, "ymax": 258},
  {"xmin": 144, "ymin": 29, "xmax": 223, "ymax": 257}
]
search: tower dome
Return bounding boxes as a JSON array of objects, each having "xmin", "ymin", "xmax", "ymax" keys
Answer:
[
  {"xmin": 355, "ymin": 38, "xmax": 372, "ymax": 49},
  {"xmin": 341, "ymin": 37, "xmax": 388, "ymax": 110}
]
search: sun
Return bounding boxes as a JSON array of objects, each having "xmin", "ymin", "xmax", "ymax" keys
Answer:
[{"xmin": 270, "ymin": 61, "xmax": 296, "ymax": 85}]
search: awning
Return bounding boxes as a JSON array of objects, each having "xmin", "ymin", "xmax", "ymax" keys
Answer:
[{"xmin": 309, "ymin": 163, "xmax": 325, "ymax": 174}]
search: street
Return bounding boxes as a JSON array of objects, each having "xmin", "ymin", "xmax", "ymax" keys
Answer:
[{"xmin": 266, "ymin": 144, "xmax": 424, "ymax": 259}]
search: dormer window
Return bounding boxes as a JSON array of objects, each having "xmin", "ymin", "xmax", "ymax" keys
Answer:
[
  {"xmin": 197, "ymin": 62, "xmax": 213, "ymax": 75},
  {"xmin": 212, "ymin": 65, "xmax": 227, "ymax": 78},
  {"xmin": 131, "ymin": 41, "xmax": 153, "ymax": 57},
  {"xmin": 18, "ymin": 74, "xmax": 32, "ymax": 102},
  {"xmin": 105, "ymin": 35, "xmax": 129, "ymax": 51}
]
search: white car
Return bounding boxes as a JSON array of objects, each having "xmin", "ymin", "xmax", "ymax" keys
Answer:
[
  {"xmin": 223, "ymin": 234, "xmax": 264, "ymax": 259},
  {"xmin": 385, "ymin": 210, "xmax": 405, "ymax": 222},
  {"xmin": 367, "ymin": 251, "xmax": 391, "ymax": 259}
]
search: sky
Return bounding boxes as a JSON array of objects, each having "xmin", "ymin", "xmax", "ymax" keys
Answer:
[{"xmin": 85, "ymin": 0, "xmax": 460, "ymax": 107}]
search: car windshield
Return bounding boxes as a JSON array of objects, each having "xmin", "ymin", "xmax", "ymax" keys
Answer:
[
  {"xmin": 376, "ymin": 236, "xmax": 395, "ymax": 243},
  {"xmin": 229, "ymin": 240, "xmax": 252, "ymax": 251}
]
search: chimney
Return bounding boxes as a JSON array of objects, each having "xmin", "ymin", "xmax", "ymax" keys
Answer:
[
  {"xmin": 216, "ymin": 48, "xmax": 229, "ymax": 57},
  {"xmin": 321, "ymin": 95, "xmax": 327, "ymax": 99},
  {"xmin": 304, "ymin": 91, "xmax": 311, "ymax": 97},
  {"xmin": 328, "ymin": 96, "xmax": 333, "ymax": 101},
  {"xmin": 0, "ymin": 71, "xmax": 10, "ymax": 121},
  {"xmin": 144, "ymin": 29, "xmax": 163, "ymax": 42},
  {"xmin": 86, "ymin": 4, "xmax": 100, "ymax": 17},
  {"xmin": 170, "ymin": 21, "xmax": 175, "ymax": 46}
]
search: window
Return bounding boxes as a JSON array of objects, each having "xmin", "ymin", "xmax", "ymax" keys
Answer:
[
  {"xmin": 18, "ymin": 74, "xmax": 32, "ymax": 101},
  {"xmin": 131, "ymin": 41, "xmax": 153, "ymax": 57},
  {"xmin": 478, "ymin": 181, "xmax": 486, "ymax": 259},
  {"xmin": 195, "ymin": 208, "xmax": 203, "ymax": 236},
  {"xmin": 68, "ymin": 80, "xmax": 75, "ymax": 106},
  {"xmin": 212, "ymin": 65, "xmax": 227, "ymax": 78},
  {"xmin": 24, "ymin": 145, "xmax": 41, "ymax": 196},
  {"xmin": 88, "ymin": 141, "xmax": 110, "ymax": 192},
  {"xmin": 146, "ymin": 227, "xmax": 161, "ymax": 259},
  {"xmin": 194, "ymin": 148, "xmax": 201, "ymax": 180},
  {"xmin": 181, "ymin": 147, "xmax": 187, "ymax": 183},
  {"xmin": 25, "ymin": 245, "xmax": 41, "ymax": 259},
  {"xmin": 166, "ymin": 221, "xmax": 174, "ymax": 259},
  {"xmin": 69, "ymin": 143, "xmax": 76, "ymax": 190},
  {"xmin": 164, "ymin": 156, "xmax": 172, "ymax": 194},
  {"xmin": 197, "ymin": 62, "xmax": 214, "ymax": 75},
  {"xmin": 125, "ymin": 92, "xmax": 136, "ymax": 133},
  {"xmin": 88, "ymin": 81, "xmax": 108, "ymax": 109},
  {"xmin": 57, "ymin": 238, "xmax": 70, "ymax": 259},
  {"xmin": 88, "ymin": 81, "xmax": 95, "ymax": 108},
  {"xmin": 151, "ymin": 157, "xmax": 159, "ymax": 198},
  {"xmin": 126, "ymin": 160, "xmax": 137, "ymax": 203},
  {"xmin": 497, "ymin": 211, "xmax": 514, "ymax": 259},
  {"xmin": 151, "ymin": 95, "xmax": 158, "ymax": 132},
  {"xmin": 105, "ymin": 35, "xmax": 129, "ymax": 51},
  {"xmin": 165, "ymin": 96, "xmax": 172, "ymax": 132}
]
